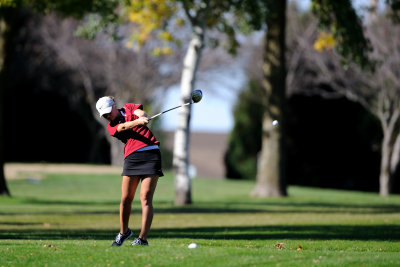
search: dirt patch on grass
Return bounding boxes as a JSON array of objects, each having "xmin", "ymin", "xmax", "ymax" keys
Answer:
[{"xmin": 5, "ymin": 163, "xmax": 121, "ymax": 180}]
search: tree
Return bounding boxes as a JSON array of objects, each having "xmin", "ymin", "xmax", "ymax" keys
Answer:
[
  {"xmin": 233, "ymin": 0, "xmax": 375, "ymax": 197},
  {"xmin": 225, "ymin": 79, "xmax": 263, "ymax": 180},
  {"xmin": 34, "ymin": 13, "xmax": 180, "ymax": 165},
  {"xmin": 0, "ymin": 15, "xmax": 8, "ymax": 195},
  {"xmin": 0, "ymin": 0, "xmax": 119, "ymax": 196},
  {"xmin": 124, "ymin": 0, "xmax": 240, "ymax": 204},
  {"xmin": 171, "ymin": 1, "xmax": 209, "ymax": 204},
  {"xmin": 0, "ymin": 0, "xmax": 240, "ymax": 199},
  {"xmin": 235, "ymin": 0, "xmax": 289, "ymax": 196},
  {"xmin": 287, "ymin": 8, "xmax": 400, "ymax": 196},
  {"xmin": 253, "ymin": 0, "xmax": 288, "ymax": 197}
]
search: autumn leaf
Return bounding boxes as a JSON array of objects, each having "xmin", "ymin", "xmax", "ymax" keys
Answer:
[
  {"xmin": 125, "ymin": 0, "xmax": 178, "ymax": 48},
  {"xmin": 313, "ymin": 31, "xmax": 336, "ymax": 52}
]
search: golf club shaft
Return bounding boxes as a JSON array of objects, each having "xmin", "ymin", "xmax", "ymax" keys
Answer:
[{"xmin": 149, "ymin": 102, "xmax": 192, "ymax": 120}]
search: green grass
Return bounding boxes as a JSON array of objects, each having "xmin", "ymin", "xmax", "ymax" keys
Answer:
[{"xmin": 1, "ymin": 171, "xmax": 400, "ymax": 266}]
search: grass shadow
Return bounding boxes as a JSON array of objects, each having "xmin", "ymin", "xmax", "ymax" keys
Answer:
[
  {"xmin": 1, "ymin": 225, "xmax": 399, "ymax": 241},
  {"xmin": 2, "ymin": 198, "xmax": 400, "ymax": 215},
  {"xmin": 151, "ymin": 225, "xmax": 400, "ymax": 241}
]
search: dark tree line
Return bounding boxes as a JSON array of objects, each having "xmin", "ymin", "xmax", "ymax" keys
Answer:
[
  {"xmin": 225, "ymin": 3, "xmax": 400, "ymax": 194},
  {"xmin": 0, "ymin": 8, "xmax": 188, "ymax": 196},
  {"xmin": 0, "ymin": 5, "xmax": 238, "ymax": 196}
]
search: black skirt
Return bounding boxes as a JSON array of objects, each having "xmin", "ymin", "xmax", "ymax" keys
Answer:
[{"xmin": 122, "ymin": 149, "xmax": 164, "ymax": 177}]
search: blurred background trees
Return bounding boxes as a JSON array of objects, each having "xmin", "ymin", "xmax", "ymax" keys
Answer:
[
  {"xmin": 1, "ymin": 0, "xmax": 400, "ymax": 198},
  {"xmin": 0, "ymin": 0, "xmax": 243, "ymax": 200},
  {"xmin": 224, "ymin": 79, "xmax": 263, "ymax": 180},
  {"xmin": 0, "ymin": 1, "xmax": 180, "ymax": 195},
  {"xmin": 0, "ymin": 0, "xmax": 127, "ymax": 196},
  {"xmin": 228, "ymin": 0, "xmax": 374, "ymax": 197},
  {"xmin": 225, "ymin": 0, "xmax": 400, "ymax": 195},
  {"xmin": 2, "ymin": 9, "xmax": 180, "ymax": 163},
  {"xmin": 119, "ymin": 0, "xmax": 247, "ymax": 205},
  {"xmin": 285, "ymin": 5, "xmax": 400, "ymax": 196}
]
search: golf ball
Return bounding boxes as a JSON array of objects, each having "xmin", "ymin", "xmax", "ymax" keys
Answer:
[
  {"xmin": 272, "ymin": 120, "xmax": 279, "ymax": 126},
  {"xmin": 188, "ymin": 243, "xmax": 198, "ymax": 249}
]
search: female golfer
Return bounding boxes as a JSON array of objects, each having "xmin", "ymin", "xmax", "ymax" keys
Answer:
[{"xmin": 96, "ymin": 96, "xmax": 163, "ymax": 246}]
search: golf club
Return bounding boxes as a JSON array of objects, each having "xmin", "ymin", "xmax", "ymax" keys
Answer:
[{"xmin": 148, "ymin": 89, "xmax": 203, "ymax": 121}]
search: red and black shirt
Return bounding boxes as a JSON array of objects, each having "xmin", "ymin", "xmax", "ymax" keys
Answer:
[{"xmin": 107, "ymin": 103, "xmax": 159, "ymax": 158}]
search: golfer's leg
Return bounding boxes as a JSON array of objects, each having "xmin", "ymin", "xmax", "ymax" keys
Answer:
[
  {"xmin": 120, "ymin": 175, "xmax": 140, "ymax": 234},
  {"xmin": 139, "ymin": 175, "xmax": 159, "ymax": 240}
]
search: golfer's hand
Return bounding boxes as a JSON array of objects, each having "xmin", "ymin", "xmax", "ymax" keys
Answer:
[
  {"xmin": 137, "ymin": 116, "xmax": 149, "ymax": 125},
  {"xmin": 117, "ymin": 116, "xmax": 148, "ymax": 132}
]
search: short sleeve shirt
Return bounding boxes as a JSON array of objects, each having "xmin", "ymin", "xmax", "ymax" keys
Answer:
[{"xmin": 107, "ymin": 103, "xmax": 159, "ymax": 158}]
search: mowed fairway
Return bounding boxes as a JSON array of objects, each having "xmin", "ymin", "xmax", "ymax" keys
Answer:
[{"xmin": 1, "ymin": 170, "xmax": 400, "ymax": 266}]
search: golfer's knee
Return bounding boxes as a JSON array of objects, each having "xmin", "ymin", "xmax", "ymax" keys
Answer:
[
  {"xmin": 121, "ymin": 196, "xmax": 133, "ymax": 206},
  {"xmin": 140, "ymin": 193, "xmax": 153, "ymax": 207}
]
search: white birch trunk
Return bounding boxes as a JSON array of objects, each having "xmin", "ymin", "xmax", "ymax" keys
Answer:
[
  {"xmin": 378, "ymin": 109, "xmax": 400, "ymax": 196},
  {"xmin": 380, "ymin": 133, "xmax": 391, "ymax": 196},
  {"xmin": 173, "ymin": 26, "xmax": 204, "ymax": 205},
  {"xmin": 390, "ymin": 134, "xmax": 400, "ymax": 175},
  {"xmin": 109, "ymin": 137, "xmax": 124, "ymax": 166}
]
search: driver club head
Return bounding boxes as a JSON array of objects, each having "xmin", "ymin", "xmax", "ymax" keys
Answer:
[{"xmin": 191, "ymin": 90, "xmax": 203, "ymax": 103}]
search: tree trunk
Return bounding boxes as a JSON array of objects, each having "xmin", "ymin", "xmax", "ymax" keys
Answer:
[
  {"xmin": 0, "ymin": 64, "xmax": 8, "ymax": 196},
  {"xmin": 390, "ymin": 133, "xmax": 400, "ymax": 174},
  {"xmin": 378, "ymin": 110, "xmax": 400, "ymax": 196},
  {"xmin": 252, "ymin": 0, "xmax": 287, "ymax": 197},
  {"xmin": 380, "ymin": 133, "xmax": 391, "ymax": 196},
  {"xmin": 0, "ymin": 10, "xmax": 12, "ymax": 196},
  {"xmin": 0, "ymin": 89, "xmax": 9, "ymax": 194},
  {"xmin": 110, "ymin": 136, "xmax": 124, "ymax": 166},
  {"xmin": 378, "ymin": 106, "xmax": 400, "ymax": 196},
  {"xmin": 389, "ymin": 133, "xmax": 400, "ymax": 191},
  {"xmin": 173, "ymin": 25, "xmax": 204, "ymax": 205}
]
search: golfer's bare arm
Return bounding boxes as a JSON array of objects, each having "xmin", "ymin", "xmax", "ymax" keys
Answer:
[{"xmin": 117, "ymin": 109, "xmax": 148, "ymax": 133}]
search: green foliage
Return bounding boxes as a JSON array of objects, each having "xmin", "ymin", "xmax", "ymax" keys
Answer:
[
  {"xmin": 124, "ymin": 0, "xmax": 242, "ymax": 55},
  {"xmin": 0, "ymin": 0, "xmax": 16, "ymax": 7},
  {"xmin": 225, "ymin": 79, "xmax": 263, "ymax": 179},
  {"xmin": 0, "ymin": 0, "xmax": 119, "ymax": 17},
  {"xmin": 0, "ymin": 0, "xmax": 121, "ymax": 40},
  {"xmin": 233, "ymin": 0, "xmax": 274, "ymax": 31},
  {"xmin": 235, "ymin": 0, "xmax": 377, "ymax": 70},
  {"xmin": 1, "ymin": 171, "xmax": 400, "ymax": 266},
  {"xmin": 74, "ymin": 13, "xmax": 122, "ymax": 41},
  {"xmin": 0, "ymin": 0, "xmax": 244, "ymax": 54},
  {"xmin": 311, "ymin": 0, "xmax": 373, "ymax": 69}
]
